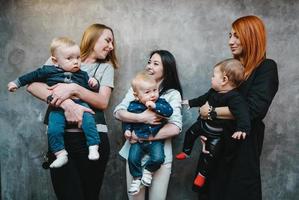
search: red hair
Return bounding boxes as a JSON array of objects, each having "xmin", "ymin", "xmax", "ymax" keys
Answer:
[{"xmin": 232, "ymin": 15, "xmax": 266, "ymax": 79}]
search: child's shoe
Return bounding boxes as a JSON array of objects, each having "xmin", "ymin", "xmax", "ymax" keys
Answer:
[
  {"xmin": 194, "ymin": 173, "xmax": 206, "ymax": 188},
  {"xmin": 128, "ymin": 179, "xmax": 142, "ymax": 196},
  {"xmin": 141, "ymin": 169, "xmax": 153, "ymax": 187},
  {"xmin": 175, "ymin": 152, "xmax": 190, "ymax": 160},
  {"xmin": 50, "ymin": 149, "xmax": 68, "ymax": 168},
  {"xmin": 88, "ymin": 145, "xmax": 100, "ymax": 160}
]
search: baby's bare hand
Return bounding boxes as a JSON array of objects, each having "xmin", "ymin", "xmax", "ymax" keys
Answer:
[
  {"xmin": 145, "ymin": 101, "xmax": 156, "ymax": 109},
  {"xmin": 88, "ymin": 77, "xmax": 98, "ymax": 88},
  {"xmin": 7, "ymin": 82, "xmax": 18, "ymax": 92}
]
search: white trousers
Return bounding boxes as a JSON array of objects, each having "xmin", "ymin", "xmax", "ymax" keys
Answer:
[{"xmin": 126, "ymin": 161, "xmax": 172, "ymax": 200}]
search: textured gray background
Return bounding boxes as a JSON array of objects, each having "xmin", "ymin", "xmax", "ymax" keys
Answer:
[{"xmin": 0, "ymin": 0, "xmax": 298, "ymax": 199}]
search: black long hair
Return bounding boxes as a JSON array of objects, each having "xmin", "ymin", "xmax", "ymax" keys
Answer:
[{"xmin": 150, "ymin": 50, "xmax": 182, "ymax": 96}]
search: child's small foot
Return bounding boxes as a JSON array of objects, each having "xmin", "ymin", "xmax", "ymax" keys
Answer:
[
  {"xmin": 88, "ymin": 145, "xmax": 100, "ymax": 160},
  {"xmin": 194, "ymin": 173, "xmax": 206, "ymax": 188},
  {"xmin": 141, "ymin": 169, "xmax": 153, "ymax": 187},
  {"xmin": 50, "ymin": 150, "xmax": 68, "ymax": 168},
  {"xmin": 175, "ymin": 152, "xmax": 190, "ymax": 160},
  {"xmin": 128, "ymin": 179, "xmax": 142, "ymax": 196}
]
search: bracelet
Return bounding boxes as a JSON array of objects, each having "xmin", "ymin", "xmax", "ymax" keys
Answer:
[
  {"xmin": 46, "ymin": 94, "xmax": 53, "ymax": 104},
  {"xmin": 208, "ymin": 106, "xmax": 217, "ymax": 120}
]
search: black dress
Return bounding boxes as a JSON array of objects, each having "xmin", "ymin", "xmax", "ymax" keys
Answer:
[{"xmin": 196, "ymin": 59, "xmax": 279, "ymax": 200}]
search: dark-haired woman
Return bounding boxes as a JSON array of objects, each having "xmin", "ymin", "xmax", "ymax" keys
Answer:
[{"xmin": 114, "ymin": 50, "xmax": 183, "ymax": 200}]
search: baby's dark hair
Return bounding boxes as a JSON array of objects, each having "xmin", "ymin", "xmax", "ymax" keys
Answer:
[{"xmin": 215, "ymin": 58, "xmax": 245, "ymax": 87}]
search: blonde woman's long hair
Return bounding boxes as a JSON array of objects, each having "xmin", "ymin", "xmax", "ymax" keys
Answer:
[{"xmin": 80, "ymin": 23, "xmax": 119, "ymax": 69}]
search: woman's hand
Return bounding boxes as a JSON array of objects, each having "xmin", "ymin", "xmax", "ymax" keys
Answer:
[
  {"xmin": 124, "ymin": 130, "xmax": 132, "ymax": 140},
  {"xmin": 61, "ymin": 99, "xmax": 95, "ymax": 128},
  {"xmin": 232, "ymin": 131, "xmax": 246, "ymax": 140},
  {"xmin": 199, "ymin": 102, "xmax": 210, "ymax": 120},
  {"xmin": 128, "ymin": 130, "xmax": 138, "ymax": 144},
  {"xmin": 48, "ymin": 83, "xmax": 77, "ymax": 106},
  {"xmin": 140, "ymin": 109, "xmax": 163, "ymax": 125},
  {"xmin": 200, "ymin": 136, "xmax": 210, "ymax": 154}
]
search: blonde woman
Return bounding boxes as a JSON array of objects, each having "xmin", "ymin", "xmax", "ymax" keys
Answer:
[{"xmin": 27, "ymin": 24, "xmax": 119, "ymax": 200}]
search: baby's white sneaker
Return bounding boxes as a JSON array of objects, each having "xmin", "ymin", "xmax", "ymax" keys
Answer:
[
  {"xmin": 50, "ymin": 149, "xmax": 68, "ymax": 168},
  {"xmin": 141, "ymin": 169, "xmax": 153, "ymax": 187},
  {"xmin": 88, "ymin": 145, "xmax": 99, "ymax": 160},
  {"xmin": 128, "ymin": 179, "xmax": 142, "ymax": 196}
]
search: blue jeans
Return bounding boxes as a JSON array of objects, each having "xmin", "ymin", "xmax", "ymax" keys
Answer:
[
  {"xmin": 128, "ymin": 141, "xmax": 165, "ymax": 178},
  {"xmin": 48, "ymin": 101, "xmax": 100, "ymax": 153}
]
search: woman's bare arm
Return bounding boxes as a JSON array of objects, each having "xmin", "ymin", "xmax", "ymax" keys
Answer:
[
  {"xmin": 130, "ymin": 123, "xmax": 180, "ymax": 142},
  {"xmin": 74, "ymin": 85, "xmax": 112, "ymax": 110},
  {"xmin": 48, "ymin": 83, "xmax": 112, "ymax": 110},
  {"xmin": 27, "ymin": 82, "xmax": 94, "ymax": 126},
  {"xmin": 26, "ymin": 82, "xmax": 51, "ymax": 102},
  {"xmin": 149, "ymin": 123, "xmax": 180, "ymax": 140},
  {"xmin": 115, "ymin": 109, "xmax": 162, "ymax": 124}
]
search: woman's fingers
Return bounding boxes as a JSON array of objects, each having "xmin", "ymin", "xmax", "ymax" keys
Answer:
[
  {"xmin": 153, "ymin": 116, "xmax": 163, "ymax": 124},
  {"xmin": 62, "ymin": 101, "xmax": 95, "ymax": 128},
  {"xmin": 131, "ymin": 131, "xmax": 138, "ymax": 140},
  {"xmin": 141, "ymin": 109, "xmax": 162, "ymax": 124},
  {"xmin": 199, "ymin": 102, "xmax": 210, "ymax": 119},
  {"xmin": 49, "ymin": 93, "xmax": 63, "ymax": 107},
  {"xmin": 129, "ymin": 139, "xmax": 138, "ymax": 144},
  {"xmin": 82, "ymin": 106, "xmax": 95, "ymax": 115},
  {"xmin": 47, "ymin": 83, "xmax": 61, "ymax": 90},
  {"xmin": 232, "ymin": 132, "xmax": 247, "ymax": 140},
  {"xmin": 49, "ymin": 83, "xmax": 76, "ymax": 104}
]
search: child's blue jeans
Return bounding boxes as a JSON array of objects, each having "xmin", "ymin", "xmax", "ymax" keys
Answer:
[
  {"xmin": 128, "ymin": 140, "xmax": 165, "ymax": 178},
  {"xmin": 47, "ymin": 100, "xmax": 100, "ymax": 153}
]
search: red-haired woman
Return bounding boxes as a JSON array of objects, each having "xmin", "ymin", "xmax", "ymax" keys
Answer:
[{"xmin": 196, "ymin": 15, "xmax": 279, "ymax": 200}]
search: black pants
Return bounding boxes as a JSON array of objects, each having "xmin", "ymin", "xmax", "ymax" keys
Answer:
[
  {"xmin": 197, "ymin": 123, "xmax": 263, "ymax": 200},
  {"xmin": 182, "ymin": 120, "xmax": 222, "ymax": 177},
  {"xmin": 49, "ymin": 131, "xmax": 110, "ymax": 200}
]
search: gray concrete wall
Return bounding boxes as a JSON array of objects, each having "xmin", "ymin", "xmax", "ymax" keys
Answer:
[{"xmin": 0, "ymin": 0, "xmax": 298, "ymax": 199}]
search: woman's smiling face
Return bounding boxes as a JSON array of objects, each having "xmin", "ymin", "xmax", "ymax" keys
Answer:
[
  {"xmin": 93, "ymin": 29, "xmax": 114, "ymax": 60},
  {"xmin": 229, "ymin": 28, "xmax": 243, "ymax": 57},
  {"xmin": 145, "ymin": 53, "xmax": 164, "ymax": 83}
]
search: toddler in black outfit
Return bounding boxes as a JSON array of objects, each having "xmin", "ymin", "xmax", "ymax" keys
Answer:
[{"xmin": 176, "ymin": 58, "xmax": 251, "ymax": 188}]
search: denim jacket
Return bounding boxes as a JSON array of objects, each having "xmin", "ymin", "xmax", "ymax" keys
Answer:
[{"xmin": 123, "ymin": 98, "xmax": 173, "ymax": 139}]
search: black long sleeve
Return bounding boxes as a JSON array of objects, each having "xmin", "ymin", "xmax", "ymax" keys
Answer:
[
  {"xmin": 17, "ymin": 66, "xmax": 52, "ymax": 87},
  {"xmin": 240, "ymin": 59, "xmax": 279, "ymax": 120},
  {"xmin": 227, "ymin": 93, "xmax": 251, "ymax": 134},
  {"xmin": 188, "ymin": 89, "xmax": 214, "ymax": 108}
]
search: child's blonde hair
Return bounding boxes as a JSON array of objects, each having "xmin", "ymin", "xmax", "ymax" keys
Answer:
[
  {"xmin": 50, "ymin": 37, "xmax": 77, "ymax": 57},
  {"xmin": 131, "ymin": 71, "xmax": 156, "ymax": 92},
  {"xmin": 215, "ymin": 58, "xmax": 245, "ymax": 87}
]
